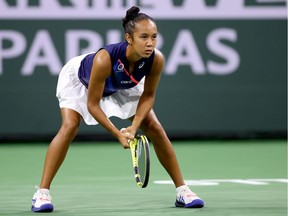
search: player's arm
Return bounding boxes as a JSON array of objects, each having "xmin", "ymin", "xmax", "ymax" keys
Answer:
[
  {"xmin": 87, "ymin": 50, "xmax": 132, "ymax": 147},
  {"xmin": 130, "ymin": 49, "xmax": 164, "ymax": 132}
]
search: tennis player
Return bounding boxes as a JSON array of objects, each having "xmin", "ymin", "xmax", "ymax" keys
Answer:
[{"xmin": 31, "ymin": 6, "xmax": 204, "ymax": 212}]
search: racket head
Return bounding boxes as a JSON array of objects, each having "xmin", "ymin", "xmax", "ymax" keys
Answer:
[{"xmin": 130, "ymin": 134, "xmax": 150, "ymax": 188}]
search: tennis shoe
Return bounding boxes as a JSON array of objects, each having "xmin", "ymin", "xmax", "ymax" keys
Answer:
[
  {"xmin": 175, "ymin": 185, "xmax": 204, "ymax": 208},
  {"xmin": 31, "ymin": 186, "xmax": 54, "ymax": 212}
]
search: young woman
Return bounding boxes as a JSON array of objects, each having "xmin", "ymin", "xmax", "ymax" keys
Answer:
[{"xmin": 31, "ymin": 6, "xmax": 204, "ymax": 212}]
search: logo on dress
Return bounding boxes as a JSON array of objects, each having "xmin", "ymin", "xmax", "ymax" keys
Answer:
[
  {"xmin": 117, "ymin": 63, "xmax": 124, "ymax": 71},
  {"xmin": 121, "ymin": 80, "xmax": 133, "ymax": 84},
  {"xmin": 138, "ymin": 62, "xmax": 145, "ymax": 69}
]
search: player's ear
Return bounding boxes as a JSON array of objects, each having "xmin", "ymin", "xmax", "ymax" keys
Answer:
[{"xmin": 125, "ymin": 33, "xmax": 132, "ymax": 44}]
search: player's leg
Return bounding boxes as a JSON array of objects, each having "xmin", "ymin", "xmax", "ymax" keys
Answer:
[
  {"xmin": 32, "ymin": 108, "xmax": 81, "ymax": 212},
  {"xmin": 40, "ymin": 108, "xmax": 82, "ymax": 189},
  {"xmin": 139, "ymin": 109, "xmax": 184, "ymax": 187},
  {"xmin": 139, "ymin": 109, "xmax": 204, "ymax": 208}
]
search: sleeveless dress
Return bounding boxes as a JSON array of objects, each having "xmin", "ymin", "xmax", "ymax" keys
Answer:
[{"xmin": 56, "ymin": 42, "xmax": 155, "ymax": 125}]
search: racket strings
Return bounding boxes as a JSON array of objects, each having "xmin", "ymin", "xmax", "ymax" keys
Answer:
[
  {"xmin": 130, "ymin": 134, "xmax": 150, "ymax": 188},
  {"xmin": 137, "ymin": 140, "xmax": 147, "ymax": 183}
]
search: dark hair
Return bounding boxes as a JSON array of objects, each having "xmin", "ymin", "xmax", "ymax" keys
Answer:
[{"xmin": 122, "ymin": 6, "xmax": 155, "ymax": 35}]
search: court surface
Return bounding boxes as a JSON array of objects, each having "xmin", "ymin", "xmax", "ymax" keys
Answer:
[{"xmin": 0, "ymin": 140, "xmax": 286, "ymax": 216}]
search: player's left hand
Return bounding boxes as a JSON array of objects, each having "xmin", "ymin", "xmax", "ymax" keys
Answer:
[{"xmin": 119, "ymin": 128, "xmax": 134, "ymax": 148}]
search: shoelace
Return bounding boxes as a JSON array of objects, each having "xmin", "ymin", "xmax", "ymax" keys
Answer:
[
  {"xmin": 182, "ymin": 188, "xmax": 196, "ymax": 195},
  {"xmin": 34, "ymin": 186, "xmax": 52, "ymax": 201},
  {"xmin": 178, "ymin": 189, "xmax": 197, "ymax": 204},
  {"xmin": 178, "ymin": 188, "xmax": 197, "ymax": 200}
]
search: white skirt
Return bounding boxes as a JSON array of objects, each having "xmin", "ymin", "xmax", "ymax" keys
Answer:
[{"xmin": 56, "ymin": 53, "xmax": 144, "ymax": 125}]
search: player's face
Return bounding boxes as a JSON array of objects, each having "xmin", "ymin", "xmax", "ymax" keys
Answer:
[{"xmin": 130, "ymin": 19, "xmax": 157, "ymax": 58}]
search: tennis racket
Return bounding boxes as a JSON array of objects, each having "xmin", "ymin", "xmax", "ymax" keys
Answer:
[{"xmin": 129, "ymin": 134, "xmax": 150, "ymax": 188}]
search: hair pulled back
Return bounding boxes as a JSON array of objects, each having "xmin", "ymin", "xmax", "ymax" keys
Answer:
[{"xmin": 122, "ymin": 6, "xmax": 155, "ymax": 35}]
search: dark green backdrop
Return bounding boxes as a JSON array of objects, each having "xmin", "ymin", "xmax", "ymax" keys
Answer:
[{"xmin": 0, "ymin": 15, "xmax": 286, "ymax": 140}]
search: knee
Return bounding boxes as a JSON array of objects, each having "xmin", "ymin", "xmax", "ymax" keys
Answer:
[
  {"xmin": 60, "ymin": 118, "xmax": 81, "ymax": 137},
  {"xmin": 143, "ymin": 120, "xmax": 166, "ymax": 139}
]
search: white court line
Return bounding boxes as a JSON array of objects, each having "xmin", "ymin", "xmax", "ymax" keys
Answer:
[{"xmin": 154, "ymin": 179, "xmax": 288, "ymax": 186}]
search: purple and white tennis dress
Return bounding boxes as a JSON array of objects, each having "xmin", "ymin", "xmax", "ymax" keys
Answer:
[{"xmin": 56, "ymin": 41, "xmax": 155, "ymax": 125}]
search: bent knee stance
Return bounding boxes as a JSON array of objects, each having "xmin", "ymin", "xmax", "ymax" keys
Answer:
[
  {"xmin": 143, "ymin": 121, "xmax": 166, "ymax": 140},
  {"xmin": 59, "ymin": 119, "xmax": 81, "ymax": 139}
]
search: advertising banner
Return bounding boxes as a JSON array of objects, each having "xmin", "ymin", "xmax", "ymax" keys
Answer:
[{"xmin": 0, "ymin": 0, "xmax": 286, "ymax": 139}]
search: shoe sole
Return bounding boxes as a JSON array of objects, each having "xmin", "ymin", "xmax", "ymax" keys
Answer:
[
  {"xmin": 31, "ymin": 203, "xmax": 54, "ymax": 212},
  {"xmin": 175, "ymin": 199, "xmax": 204, "ymax": 208}
]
